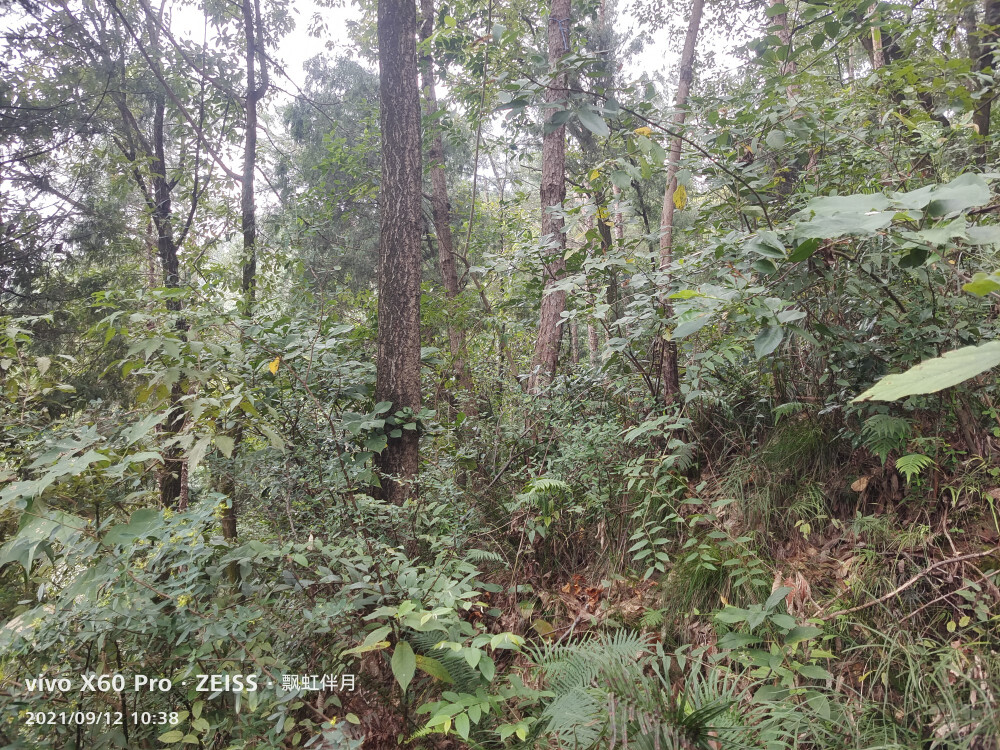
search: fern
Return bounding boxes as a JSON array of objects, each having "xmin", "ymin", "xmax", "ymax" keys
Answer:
[
  {"xmin": 527, "ymin": 633, "xmax": 747, "ymax": 749},
  {"xmin": 773, "ymin": 401, "xmax": 807, "ymax": 424},
  {"xmin": 519, "ymin": 476, "xmax": 572, "ymax": 499},
  {"xmin": 640, "ymin": 608, "xmax": 667, "ymax": 629},
  {"xmin": 895, "ymin": 453, "xmax": 934, "ymax": 484},
  {"xmin": 862, "ymin": 414, "xmax": 911, "ymax": 464},
  {"xmin": 463, "ymin": 548, "xmax": 503, "ymax": 564}
]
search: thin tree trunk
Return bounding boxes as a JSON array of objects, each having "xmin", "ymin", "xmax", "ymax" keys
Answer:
[
  {"xmin": 974, "ymin": 0, "xmax": 1000, "ymax": 158},
  {"xmin": 239, "ymin": 0, "xmax": 267, "ymax": 316},
  {"xmin": 144, "ymin": 5, "xmax": 186, "ymax": 509},
  {"xmin": 527, "ymin": 0, "xmax": 571, "ymax": 393},
  {"xmin": 221, "ymin": 0, "xmax": 269, "ymax": 542},
  {"xmin": 657, "ymin": 0, "xmax": 704, "ymax": 406},
  {"xmin": 418, "ymin": 0, "xmax": 477, "ymax": 415},
  {"xmin": 587, "ymin": 324, "xmax": 599, "ymax": 367},
  {"xmin": 375, "ymin": 0, "xmax": 423, "ymax": 503}
]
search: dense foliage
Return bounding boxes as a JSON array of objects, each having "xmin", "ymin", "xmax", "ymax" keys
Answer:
[{"xmin": 2, "ymin": 0, "xmax": 1000, "ymax": 746}]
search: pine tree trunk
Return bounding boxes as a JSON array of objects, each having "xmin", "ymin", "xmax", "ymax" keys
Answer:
[
  {"xmin": 375, "ymin": 0, "xmax": 423, "ymax": 503},
  {"xmin": 527, "ymin": 0, "xmax": 571, "ymax": 393},
  {"xmin": 418, "ymin": 0, "xmax": 477, "ymax": 415},
  {"xmin": 657, "ymin": 0, "xmax": 704, "ymax": 406}
]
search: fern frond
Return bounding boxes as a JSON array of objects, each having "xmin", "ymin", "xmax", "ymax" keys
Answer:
[
  {"xmin": 862, "ymin": 414, "xmax": 911, "ymax": 464},
  {"xmin": 464, "ymin": 548, "xmax": 504, "ymax": 564},
  {"xmin": 895, "ymin": 453, "xmax": 934, "ymax": 484},
  {"xmin": 773, "ymin": 401, "xmax": 807, "ymax": 424}
]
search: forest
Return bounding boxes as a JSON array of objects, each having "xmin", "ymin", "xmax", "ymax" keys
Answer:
[{"xmin": 1, "ymin": 0, "xmax": 1000, "ymax": 745}]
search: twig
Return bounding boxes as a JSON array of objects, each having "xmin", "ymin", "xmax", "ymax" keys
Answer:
[{"xmin": 820, "ymin": 545, "xmax": 1000, "ymax": 620}]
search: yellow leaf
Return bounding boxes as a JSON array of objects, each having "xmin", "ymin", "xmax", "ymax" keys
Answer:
[
  {"xmin": 589, "ymin": 169, "xmax": 600, "ymax": 181},
  {"xmin": 634, "ymin": 126, "xmax": 653, "ymax": 136},
  {"xmin": 268, "ymin": 357, "xmax": 280, "ymax": 375},
  {"xmin": 673, "ymin": 184, "xmax": 688, "ymax": 210},
  {"xmin": 596, "ymin": 206, "xmax": 609, "ymax": 220}
]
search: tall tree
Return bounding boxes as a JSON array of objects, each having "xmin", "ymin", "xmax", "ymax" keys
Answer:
[
  {"xmin": 375, "ymin": 0, "xmax": 423, "ymax": 502},
  {"xmin": 974, "ymin": 0, "xmax": 1000, "ymax": 156},
  {"xmin": 657, "ymin": 0, "xmax": 704, "ymax": 405},
  {"xmin": 527, "ymin": 0, "xmax": 572, "ymax": 393},
  {"xmin": 220, "ymin": 0, "xmax": 270, "ymax": 541},
  {"xmin": 418, "ymin": 0, "xmax": 476, "ymax": 415},
  {"xmin": 240, "ymin": 0, "xmax": 268, "ymax": 315}
]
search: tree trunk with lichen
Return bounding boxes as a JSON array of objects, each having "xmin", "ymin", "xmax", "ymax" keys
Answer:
[{"xmin": 375, "ymin": 0, "xmax": 423, "ymax": 503}]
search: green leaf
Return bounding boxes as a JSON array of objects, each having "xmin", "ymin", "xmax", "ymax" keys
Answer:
[
  {"xmin": 187, "ymin": 436, "xmax": 212, "ymax": 473},
  {"xmin": 455, "ymin": 712, "xmax": 470, "ymax": 740},
  {"xmin": 610, "ymin": 170, "xmax": 631, "ymax": 189},
  {"xmin": 793, "ymin": 210, "xmax": 893, "ymax": 239},
  {"xmin": 674, "ymin": 314, "xmax": 712, "ymax": 339},
  {"xmin": 853, "ymin": 341, "xmax": 1000, "ymax": 401},
  {"xmin": 343, "ymin": 625, "xmax": 392, "ymax": 656},
  {"xmin": 391, "ymin": 641, "xmax": 416, "ymax": 693},
  {"xmin": 966, "ymin": 226, "xmax": 1000, "ymax": 245},
  {"xmin": 577, "ymin": 109, "xmax": 610, "ymax": 137},
  {"xmin": 788, "ymin": 238, "xmax": 820, "ymax": 262},
  {"xmin": 103, "ymin": 508, "xmax": 161, "ymax": 546},
  {"xmin": 752, "ymin": 258, "xmax": 778, "ymax": 274},
  {"xmin": 901, "ymin": 218, "xmax": 967, "ymax": 246},
  {"xmin": 158, "ymin": 730, "xmax": 185, "ymax": 743},
  {"xmin": 415, "ymin": 654, "xmax": 454, "ymax": 683},
  {"xmin": 715, "ymin": 606, "xmax": 749, "ymax": 624},
  {"xmin": 259, "ymin": 425, "xmax": 285, "ymax": 451},
  {"xmin": 765, "ymin": 586, "xmax": 792, "ymax": 610},
  {"xmin": 479, "ymin": 655, "xmax": 495, "ymax": 682},
  {"xmin": 963, "ymin": 271, "xmax": 1000, "ymax": 296},
  {"xmin": 36, "ymin": 356, "xmax": 51, "ymax": 375},
  {"xmin": 784, "ymin": 625, "xmax": 823, "ymax": 645},
  {"xmin": 925, "ymin": 173, "xmax": 991, "ymax": 217},
  {"xmin": 754, "ymin": 326, "xmax": 784, "ymax": 358},
  {"xmin": 769, "ymin": 613, "xmax": 797, "ymax": 629},
  {"xmin": 215, "ymin": 435, "xmax": 235, "ymax": 459},
  {"xmin": 718, "ymin": 632, "xmax": 762, "ymax": 649},
  {"xmin": 797, "ymin": 664, "xmax": 833, "ymax": 680},
  {"xmin": 748, "ymin": 231, "xmax": 786, "ymax": 258}
]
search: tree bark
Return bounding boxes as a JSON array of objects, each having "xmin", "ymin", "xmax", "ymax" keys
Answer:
[
  {"xmin": 221, "ymin": 0, "xmax": 270, "ymax": 542},
  {"xmin": 418, "ymin": 0, "xmax": 476, "ymax": 415},
  {"xmin": 144, "ymin": 8, "xmax": 185, "ymax": 509},
  {"xmin": 527, "ymin": 0, "xmax": 571, "ymax": 393},
  {"xmin": 974, "ymin": 0, "xmax": 1000, "ymax": 156},
  {"xmin": 657, "ymin": 0, "xmax": 704, "ymax": 406},
  {"xmin": 375, "ymin": 0, "xmax": 423, "ymax": 503}
]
